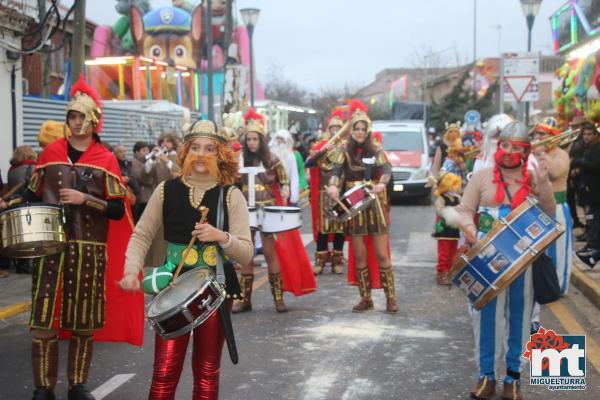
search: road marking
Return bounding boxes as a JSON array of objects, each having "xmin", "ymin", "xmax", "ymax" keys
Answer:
[
  {"xmin": 253, "ymin": 271, "xmax": 268, "ymax": 290},
  {"xmin": 91, "ymin": 373, "xmax": 135, "ymax": 400},
  {"xmin": 548, "ymin": 301, "xmax": 600, "ymax": 374},
  {"xmin": 0, "ymin": 301, "xmax": 31, "ymax": 320},
  {"xmin": 302, "ymin": 372, "xmax": 337, "ymax": 400}
]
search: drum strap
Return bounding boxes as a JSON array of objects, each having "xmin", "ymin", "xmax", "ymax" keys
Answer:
[
  {"xmin": 216, "ymin": 187, "xmax": 225, "ymax": 286},
  {"xmin": 216, "ymin": 186, "xmax": 240, "ymax": 365},
  {"xmin": 499, "ymin": 174, "xmax": 513, "ymax": 203}
]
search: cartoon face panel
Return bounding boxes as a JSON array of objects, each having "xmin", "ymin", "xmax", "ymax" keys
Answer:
[{"xmin": 142, "ymin": 35, "xmax": 195, "ymax": 68}]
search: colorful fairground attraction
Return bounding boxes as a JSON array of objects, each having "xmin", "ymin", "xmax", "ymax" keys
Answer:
[
  {"xmin": 86, "ymin": 0, "xmax": 262, "ymax": 117},
  {"xmin": 552, "ymin": 0, "xmax": 600, "ymax": 125}
]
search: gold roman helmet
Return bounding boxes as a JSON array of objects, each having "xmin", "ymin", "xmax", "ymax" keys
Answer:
[
  {"xmin": 66, "ymin": 75, "xmax": 103, "ymax": 135},
  {"xmin": 348, "ymin": 99, "xmax": 372, "ymax": 136},
  {"xmin": 243, "ymin": 108, "xmax": 267, "ymax": 136},
  {"xmin": 183, "ymin": 119, "xmax": 226, "ymax": 143},
  {"xmin": 326, "ymin": 109, "xmax": 345, "ymax": 130}
]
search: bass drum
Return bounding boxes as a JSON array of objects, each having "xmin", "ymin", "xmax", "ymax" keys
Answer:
[
  {"xmin": 261, "ymin": 206, "xmax": 302, "ymax": 234},
  {"xmin": 248, "ymin": 206, "xmax": 259, "ymax": 231},
  {"xmin": 0, "ymin": 203, "xmax": 67, "ymax": 258}
]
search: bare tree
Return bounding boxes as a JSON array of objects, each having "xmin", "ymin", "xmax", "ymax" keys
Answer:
[{"xmin": 263, "ymin": 61, "xmax": 309, "ymax": 106}]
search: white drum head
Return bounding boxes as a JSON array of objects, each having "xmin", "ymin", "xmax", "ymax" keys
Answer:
[{"xmin": 149, "ymin": 269, "xmax": 208, "ymax": 315}]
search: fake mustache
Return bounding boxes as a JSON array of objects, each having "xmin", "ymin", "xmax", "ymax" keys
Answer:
[{"xmin": 182, "ymin": 153, "xmax": 219, "ymax": 179}]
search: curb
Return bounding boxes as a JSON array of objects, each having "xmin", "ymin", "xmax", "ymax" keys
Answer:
[
  {"xmin": 0, "ymin": 300, "xmax": 31, "ymax": 320},
  {"xmin": 571, "ymin": 260, "xmax": 600, "ymax": 310}
]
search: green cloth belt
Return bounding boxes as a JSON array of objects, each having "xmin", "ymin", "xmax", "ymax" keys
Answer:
[
  {"xmin": 478, "ymin": 212, "xmax": 495, "ymax": 234},
  {"xmin": 554, "ymin": 191, "xmax": 566, "ymax": 204},
  {"xmin": 163, "ymin": 242, "xmax": 227, "ymax": 272}
]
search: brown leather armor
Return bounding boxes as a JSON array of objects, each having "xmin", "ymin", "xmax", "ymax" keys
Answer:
[{"xmin": 240, "ymin": 155, "xmax": 289, "ymax": 205}]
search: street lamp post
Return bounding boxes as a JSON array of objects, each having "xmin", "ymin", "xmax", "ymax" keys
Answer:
[
  {"xmin": 520, "ymin": 0, "xmax": 542, "ymax": 127},
  {"xmin": 240, "ymin": 7, "xmax": 260, "ymax": 108}
]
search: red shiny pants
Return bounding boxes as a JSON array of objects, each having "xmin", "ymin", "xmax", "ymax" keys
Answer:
[
  {"xmin": 148, "ymin": 302, "xmax": 230, "ymax": 400},
  {"xmin": 437, "ymin": 239, "xmax": 458, "ymax": 274}
]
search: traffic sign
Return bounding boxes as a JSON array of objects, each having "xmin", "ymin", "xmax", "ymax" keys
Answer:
[{"xmin": 502, "ymin": 52, "xmax": 540, "ymax": 103}]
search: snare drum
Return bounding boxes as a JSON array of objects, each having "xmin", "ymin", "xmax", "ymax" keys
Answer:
[
  {"xmin": 448, "ymin": 197, "xmax": 564, "ymax": 310},
  {"xmin": 261, "ymin": 206, "xmax": 302, "ymax": 234},
  {"xmin": 248, "ymin": 206, "xmax": 258, "ymax": 230},
  {"xmin": 329, "ymin": 183, "xmax": 376, "ymax": 221},
  {"xmin": 0, "ymin": 203, "xmax": 67, "ymax": 258},
  {"xmin": 146, "ymin": 268, "xmax": 225, "ymax": 339}
]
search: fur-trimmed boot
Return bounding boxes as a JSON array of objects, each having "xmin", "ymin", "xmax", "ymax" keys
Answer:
[
  {"xmin": 268, "ymin": 272, "xmax": 287, "ymax": 313},
  {"xmin": 232, "ymin": 274, "xmax": 254, "ymax": 313},
  {"xmin": 352, "ymin": 268, "xmax": 374, "ymax": 312},
  {"xmin": 331, "ymin": 250, "xmax": 345, "ymax": 274},
  {"xmin": 380, "ymin": 266, "xmax": 399, "ymax": 314},
  {"xmin": 31, "ymin": 336, "xmax": 58, "ymax": 400},
  {"xmin": 313, "ymin": 251, "xmax": 328, "ymax": 275}
]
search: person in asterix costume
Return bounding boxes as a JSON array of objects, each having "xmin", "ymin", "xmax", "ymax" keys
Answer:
[
  {"xmin": 120, "ymin": 119, "xmax": 253, "ymax": 400},
  {"xmin": 233, "ymin": 109, "xmax": 316, "ymax": 313},
  {"xmin": 326, "ymin": 99, "xmax": 398, "ymax": 313},
  {"xmin": 306, "ymin": 110, "xmax": 347, "ymax": 275},
  {"xmin": 456, "ymin": 121, "xmax": 555, "ymax": 400},
  {"xmin": 532, "ymin": 118, "xmax": 573, "ymax": 294},
  {"xmin": 432, "ymin": 122, "xmax": 462, "ymax": 175},
  {"xmin": 0, "ymin": 76, "xmax": 144, "ymax": 400},
  {"xmin": 429, "ymin": 171, "xmax": 462, "ymax": 286}
]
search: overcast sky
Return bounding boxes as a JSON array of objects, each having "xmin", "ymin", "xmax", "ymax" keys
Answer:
[{"xmin": 81, "ymin": 0, "xmax": 566, "ymax": 92}]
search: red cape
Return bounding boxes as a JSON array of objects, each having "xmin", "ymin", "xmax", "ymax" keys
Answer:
[
  {"xmin": 272, "ymin": 187, "xmax": 317, "ymax": 297},
  {"xmin": 40, "ymin": 139, "xmax": 144, "ymax": 346}
]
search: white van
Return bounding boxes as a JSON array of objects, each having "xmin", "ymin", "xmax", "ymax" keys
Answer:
[{"xmin": 373, "ymin": 120, "xmax": 431, "ymax": 204}]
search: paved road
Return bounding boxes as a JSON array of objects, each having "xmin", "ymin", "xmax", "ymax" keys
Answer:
[{"xmin": 1, "ymin": 201, "xmax": 599, "ymax": 399}]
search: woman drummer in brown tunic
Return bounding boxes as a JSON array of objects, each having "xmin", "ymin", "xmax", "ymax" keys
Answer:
[{"xmin": 326, "ymin": 99, "xmax": 398, "ymax": 313}]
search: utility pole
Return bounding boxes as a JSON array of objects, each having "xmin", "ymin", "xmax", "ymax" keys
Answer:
[
  {"xmin": 206, "ymin": 0, "xmax": 214, "ymax": 120},
  {"xmin": 223, "ymin": 0, "xmax": 233, "ymax": 64},
  {"xmin": 71, "ymin": 0, "xmax": 86, "ymax": 84},
  {"xmin": 38, "ymin": 0, "xmax": 49, "ymax": 97}
]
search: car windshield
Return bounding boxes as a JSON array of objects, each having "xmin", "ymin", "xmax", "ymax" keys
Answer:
[{"xmin": 380, "ymin": 130, "xmax": 424, "ymax": 152}]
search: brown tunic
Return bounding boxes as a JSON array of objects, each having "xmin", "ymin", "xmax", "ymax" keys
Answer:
[{"xmin": 28, "ymin": 163, "xmax": 125, "ymax": 331}]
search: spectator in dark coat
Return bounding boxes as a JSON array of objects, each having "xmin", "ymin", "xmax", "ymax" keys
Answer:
[{"xmin": 574, "ymin": 123, "xmax": 600, "ymax": 267}]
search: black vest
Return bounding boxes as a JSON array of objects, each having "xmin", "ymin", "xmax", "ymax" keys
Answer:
[
  {"xmin": 163, "ymin": 178, "xmax": 230, "ymax": 244},
  {"xmin": 162, "ymin": 178, "xmax": 240, "ymax": 297}
]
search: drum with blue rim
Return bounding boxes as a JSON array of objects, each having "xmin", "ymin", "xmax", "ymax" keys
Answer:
[{"xmin": 448, "ymin": 197, "xmax": 564, "ymax": 310}]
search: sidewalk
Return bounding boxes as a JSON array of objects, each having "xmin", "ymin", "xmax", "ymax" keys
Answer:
[{"xmin": 0, "ymin": 271, "xmax": 31, "ymax": 320}]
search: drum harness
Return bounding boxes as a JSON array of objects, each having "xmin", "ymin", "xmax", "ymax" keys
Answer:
[{"xmin": 215, "ymin": 187, "xmax": 239, "ymax": 364}]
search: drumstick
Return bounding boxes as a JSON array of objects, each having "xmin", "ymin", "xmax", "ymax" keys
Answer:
[
  {"xmin": 0, "ymin": 181, "xmax": 25, "ymax": 202},
  {"xmin": 171, "ymin": 207, "xmax": 210, "ymax": 284},
  {"xmin": 333, "ymin": 197, "xmax": 351, "ymax": 215},
  {"xmin": 373, "ymin": 195, "xmax": 388, "ymax": 228}
]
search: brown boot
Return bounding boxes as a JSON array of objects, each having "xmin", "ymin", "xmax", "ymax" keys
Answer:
[
  {"xmin": 380, "ymin": 266, "xmax": 399, "ymax": 313},
  {"xmin": 313, "ymin": 251, "xmax": 328, "ymax": 275},
  {"xmin": 268, "ymin": 272, "xmax": 287, "ymax": 313},
  {"xmin": 326, "ymin": 250, "xmax": 333, "ymax": 268},
  {"xmin": 469, "ymin": 376, "xmax": 496, "ymax": 399},
  {"xmin": 500, "ymin": 381, "xmax": 523, "ymax": 400},
  {"xmin": 332, "ymin": 250, "xmax": 345, "ymax": 274},
  {"xmin": 436, "ymin": 272, "xmax": 451, "ymax": 286},
  {"xmin": 232, "ymin": 274, "xmax": 253, "ymax": 313},
  {"xmin": 32, "ymin": 336, "xmax": 59, "ymax": 394},
  {"xmin": 352, "ymin": 268, "xmax": 374, "ymax": 312},
  {"xmin": 67, "ymin": 333, "xmax": 93, "ymax": 389}
]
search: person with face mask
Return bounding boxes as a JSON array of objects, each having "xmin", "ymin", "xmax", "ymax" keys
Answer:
[
  {"xmin": 0, "ymin": 76, "xmax": 144, "ymax": 400},
  {"xmin": 326, "ymin": 99, "xmax": 398, "ymax": 314},
  {"xmin": 119, "ymin": 119, "xmax": 253, "ymax": 400},
  {"xmin": 306, "ymin": 110, "xmax": 347, "ymax": 275},
  {"xmin": 455, "ymin": 121, "xmax": 555, "ymax": 400}
]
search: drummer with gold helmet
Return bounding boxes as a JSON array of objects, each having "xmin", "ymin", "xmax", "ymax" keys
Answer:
[
  {"xmin": 306, "ymin": 109, "xmax": 347, "ymax": 275},
  {"xmin": 326, "ymin": 99, "xmax": 398, "ymax": 314},
  {"xmin": 233, "ymin": 108, "xmax": 316, "ymax": 314},
  {"xmin": 119, "ymin": 118, "xmax": 253, "ymax": 399},
  {"xmin": 0, "ymin": 75, "xmax": 142, "ymax": 400},
  {"xmin": 455, "ymin": 120, "xmax": 555, "ymax": 400}
]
